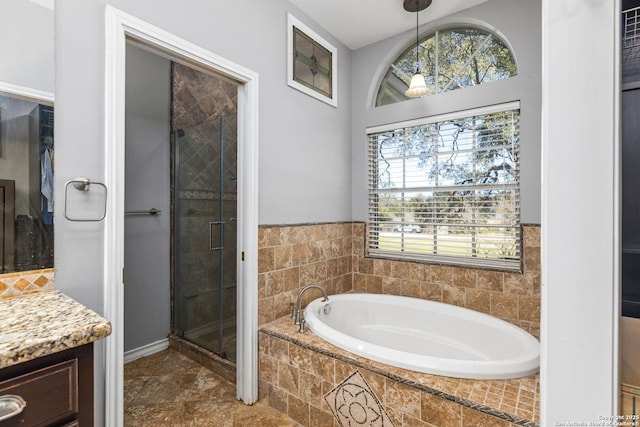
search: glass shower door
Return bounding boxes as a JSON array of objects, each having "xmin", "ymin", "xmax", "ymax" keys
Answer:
[{"xmin": 174, "ymin": 114, "xmax": 237, "ymax": 362}]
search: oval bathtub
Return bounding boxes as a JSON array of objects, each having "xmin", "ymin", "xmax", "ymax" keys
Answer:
[{"xmin": 303, "ymin": 293, "xmax": 539, "ymax": 380}]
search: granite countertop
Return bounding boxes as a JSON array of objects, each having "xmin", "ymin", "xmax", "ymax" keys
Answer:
[{"xmin": 0, "ymin": 291, "xmax": 112, "ymax": 369}]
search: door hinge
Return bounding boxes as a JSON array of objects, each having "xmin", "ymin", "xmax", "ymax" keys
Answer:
[
  {"xmin": 122, "ymin": 268, "xmax": 125, "ymax": 284},
  {"xmin": 241, "ymin": 251, "xmax": 245, "ymax": 261}
]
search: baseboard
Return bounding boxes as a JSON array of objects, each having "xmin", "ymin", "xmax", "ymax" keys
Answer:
[{"xmin": 124, "ymin": 338, "xmax": 169, "ymax": 364}]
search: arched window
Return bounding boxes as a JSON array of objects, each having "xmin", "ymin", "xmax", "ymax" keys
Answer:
[{"xmin": 376, "ymin": 26, "xmax": 517, "ymax": 107}]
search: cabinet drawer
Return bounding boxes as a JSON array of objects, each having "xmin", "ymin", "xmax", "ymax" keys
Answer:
[{"xmin": 0, "ymin": 359, "xmax": 78, "ymax": 427}]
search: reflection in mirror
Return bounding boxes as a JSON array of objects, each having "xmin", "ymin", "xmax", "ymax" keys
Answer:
[{"xmin": 0, "ymin": 93, "xmax": 54, "ymax": 273}]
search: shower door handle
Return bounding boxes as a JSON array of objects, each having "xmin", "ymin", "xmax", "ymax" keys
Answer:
[{"xmin": 209, "ymin": 221, "xmax": 225, "ymax": 251}]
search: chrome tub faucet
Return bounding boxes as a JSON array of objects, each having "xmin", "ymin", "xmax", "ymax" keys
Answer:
[{"xmin": 292, "ymin": 284, "xmax": 328, "ymax": 332}]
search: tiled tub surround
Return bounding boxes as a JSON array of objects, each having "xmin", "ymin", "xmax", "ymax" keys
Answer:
[
  {"xmin": 259, "ymin": 317, "xmax": 539, "ymax": 427},
  {"xmin": 258, "ymin": 223, "xmax": 540, "ymax": 332},
  {"xmin": 0, "ymin": 268, "xmax": 55, "ymax": 298},
  {"xmin": 0, "ymin": 290, "xmax": 112, "ymax": 368},
  {"xmin": 258, "ymin": 223, "xmax": 354, "ymax": 326},
  {"xmin": 257, "ymin": 223, "xmax": 541, "ymax": 425},
  {"xmin": 353, "ymin": 223, "xmax": 541, "ymax": 334}
]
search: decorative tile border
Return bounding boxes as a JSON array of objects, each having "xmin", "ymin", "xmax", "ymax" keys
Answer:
[
  {"xmin": 178, "ymin": 189, "xmax": 238, "ymax": 201},
  {"xmin": 325, "ymin": 370, "xmax": 394, "ymax": 427},
  {"xmin": 0, "ymin": 268, "xmax": 55, "ymax": 299}
]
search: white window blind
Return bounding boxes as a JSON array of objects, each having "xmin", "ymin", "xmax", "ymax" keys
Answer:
[{"xmin": 367, "ymin": 102, "xmax": 521, "ymax": 271}]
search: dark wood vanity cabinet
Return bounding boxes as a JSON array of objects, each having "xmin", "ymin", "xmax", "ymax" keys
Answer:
[{"xmin": 0, "ymin": 344, "xmax": 93, "ymax": 427}]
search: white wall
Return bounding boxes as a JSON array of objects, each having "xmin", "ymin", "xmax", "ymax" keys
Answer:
[
  {"xmin": 0, "ymin": 0, "xmax": 54, "ymax": 93},
  {"xmin": 123, "ymin": 44, "xmax": 171, "ymax": 353},
  {"xmin": 350, "ymin": 0, "xmax": 542, "ymax": 224},
  {"xmin": 541, "ymin": 0, "xmax": 619, "ymax": 423}
]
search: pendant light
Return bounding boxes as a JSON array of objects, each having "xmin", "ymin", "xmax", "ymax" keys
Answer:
[{"xmin": 404, "ymin": 0, "xmax": 431, "ymax": 98}]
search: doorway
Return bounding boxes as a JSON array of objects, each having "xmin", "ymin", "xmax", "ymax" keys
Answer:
[
  {"xmin": 124, "ymin": 50, "xmax": 239, "ymax": 364},
  {"xmin": 105, "ymin": 8, "xmax": 259, "ymax": 425}
]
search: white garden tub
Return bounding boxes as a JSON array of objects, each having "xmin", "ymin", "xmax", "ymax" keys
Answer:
[{"xmin": 303, "ymin": 293, "xmax": 539, "ymax": 380}]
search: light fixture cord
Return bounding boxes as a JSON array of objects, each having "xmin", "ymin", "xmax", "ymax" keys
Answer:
[{"xmin": 415, "ymin": 3, "xmax": 420, "ymax": 73}]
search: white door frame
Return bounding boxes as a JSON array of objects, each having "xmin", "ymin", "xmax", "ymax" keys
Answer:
[{"xmin": 104, "ymin": 7, "xmax": 259, "ymax": 426}]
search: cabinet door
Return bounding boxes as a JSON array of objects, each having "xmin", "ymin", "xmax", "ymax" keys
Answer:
[{"xmin": 0, "ymin": 359, "xmax": 78, "ymax": 427}]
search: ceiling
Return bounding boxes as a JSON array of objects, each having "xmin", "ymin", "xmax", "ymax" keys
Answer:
[
  {"xmin": 27, "ymin": 0, "xmax": 490, "ymax": 49},
  {"xmin": 288, "ymin": 0, "xmax": 491, "ymax": 50}
]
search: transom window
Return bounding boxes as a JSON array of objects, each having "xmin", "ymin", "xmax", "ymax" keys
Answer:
[
  {"xmin": 366, "ymin": 102, "xmax": 521, "ymax": 271},
  {"xmin": 376, "ymin": 27, "xmax": 517, "ymax": 107}
]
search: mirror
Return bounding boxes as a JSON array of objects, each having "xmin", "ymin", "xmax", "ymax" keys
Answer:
[{"xmin": 0, "ymin": 92, "xmax": 54, "ymax": 273}]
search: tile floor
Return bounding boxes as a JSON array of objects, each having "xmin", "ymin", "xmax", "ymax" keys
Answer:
[{"xmin": 124, "ymin": 348, "xmax": 299, "ymax": 426}]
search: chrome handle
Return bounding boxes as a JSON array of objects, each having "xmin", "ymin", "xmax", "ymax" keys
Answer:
[
  {"xmin": 0, "ymin": 395, "xmax": 27, "ymax": 422},
  {"xmin": 298, "ymin": 318, "xmax": 307, "ymax": 333},
  {"xmin": 125, "ymin": 208, "xmax": 161, "ymax": 216}
]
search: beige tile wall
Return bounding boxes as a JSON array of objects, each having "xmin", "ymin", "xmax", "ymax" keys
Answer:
[
  {"xmin": 258, "ymin": 223, "xmax": 541, "ymax": 334},
  {"xmin": 352, "ymin": 223, "xmax": 541, "ymax": 334},
  {"xmin": 258, "ymin": 223, "xmax": 354, "ymax": 326}
]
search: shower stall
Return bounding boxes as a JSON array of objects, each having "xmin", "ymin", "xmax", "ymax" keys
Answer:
[{"xmin": 173, "ymin": 114, "xmax": 238, "ymax": 362}]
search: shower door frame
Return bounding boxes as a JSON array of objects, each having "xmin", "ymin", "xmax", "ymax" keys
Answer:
[
  {"xmin": 173, "ymin": 115, "xmax": 239, "ymax": 359},
  {"xmin": 104, "ymin": 7, "xmax": 259, "ymax": 426}
]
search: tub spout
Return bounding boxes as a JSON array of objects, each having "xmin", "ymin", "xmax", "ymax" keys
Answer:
[{"xmin": 293, "ymin": 284, "xmax": 328, "ymax": 327}]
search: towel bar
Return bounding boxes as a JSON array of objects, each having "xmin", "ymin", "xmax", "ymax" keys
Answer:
[{"xmin": 125, "ymin": 208, "xmax": 161, "ymax": 216}]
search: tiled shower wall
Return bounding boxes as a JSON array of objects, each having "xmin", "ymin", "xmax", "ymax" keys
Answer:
[{"xmin": 258, "ymin": 223, "xmax": 541, "ymax": 334}]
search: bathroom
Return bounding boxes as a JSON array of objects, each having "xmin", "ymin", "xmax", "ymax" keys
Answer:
[{"xmin": 0, "ymin": 0, "xmax": 626, "ymax": 426}]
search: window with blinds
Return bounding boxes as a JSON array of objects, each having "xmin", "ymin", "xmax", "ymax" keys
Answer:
[{"xmin": 367, "ymin": 102, "xmax": 521, "ymax": 271}]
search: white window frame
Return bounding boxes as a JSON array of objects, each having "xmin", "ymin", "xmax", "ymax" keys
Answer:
[
  {"xmin": 287, "ymin": 13, "xmax": 338, "ymax": 108},
  {"xmin": 366, "ymin": 101, "xmax": 521, "ymax": 271},
  {"xmin": 375, "ymin": 26, "xmax": 517, "ymax": 107}
]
